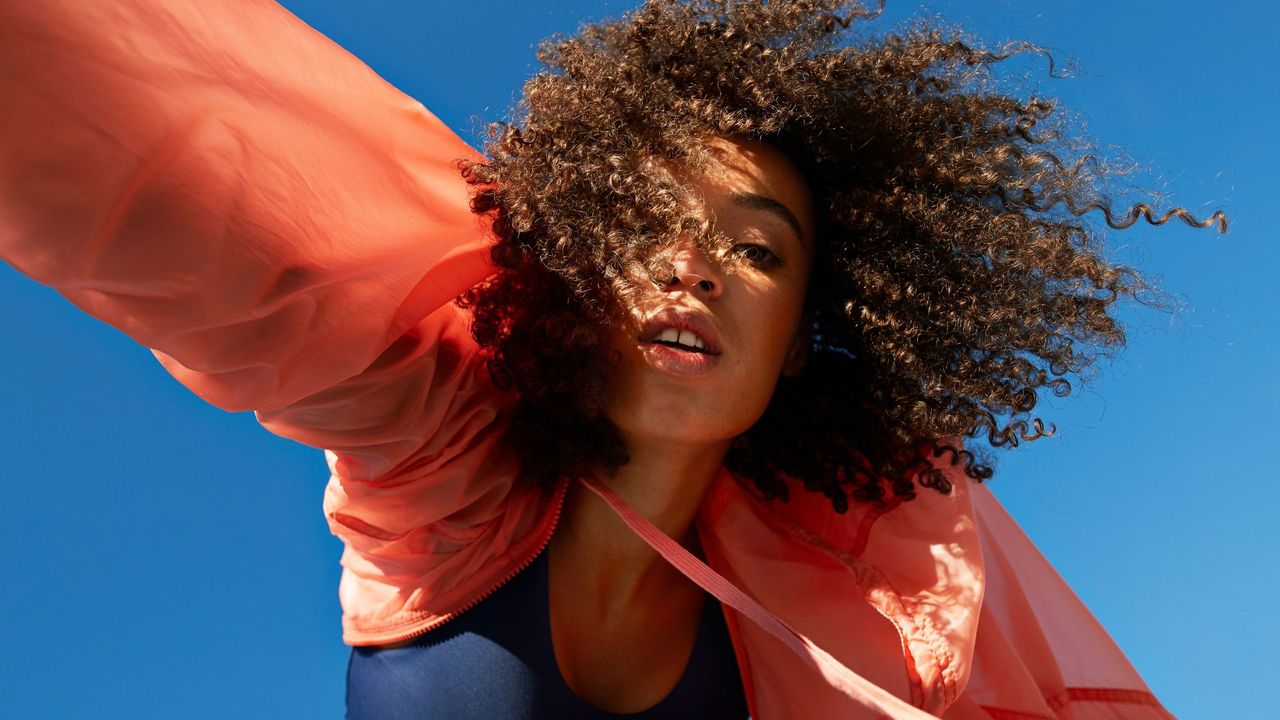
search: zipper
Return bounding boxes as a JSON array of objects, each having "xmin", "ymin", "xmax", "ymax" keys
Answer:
[{"xmin": 369, "ymin": 476, "xmax": 570, "ymax": 647}]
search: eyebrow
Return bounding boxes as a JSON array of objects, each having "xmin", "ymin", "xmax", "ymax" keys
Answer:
[{"xmin": 730, "ymin": 192, "xmax": 807, "ymax": 249}]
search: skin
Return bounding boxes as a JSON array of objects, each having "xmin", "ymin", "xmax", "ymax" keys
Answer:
[{"xmin": 548, "ymin": 136, "xmax": 818, "ymax": 712}]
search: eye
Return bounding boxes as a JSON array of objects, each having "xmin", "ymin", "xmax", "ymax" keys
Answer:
[{"xmin": 734, "ymin": 243, "xmax": 783, "ymax": 268}]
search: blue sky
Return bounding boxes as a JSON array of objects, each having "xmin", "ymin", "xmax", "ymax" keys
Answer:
[{"xmin": 1, "ymin": 1, "xmax": 1273, "ymax": 718}]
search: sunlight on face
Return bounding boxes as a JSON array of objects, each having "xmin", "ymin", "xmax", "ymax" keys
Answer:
[{"xmin": 604, "ymin": 136, "xmax": 817, "ymax": 447}]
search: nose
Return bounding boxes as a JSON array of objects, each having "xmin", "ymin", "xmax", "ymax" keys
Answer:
[{"xmin": 661, "ymin": 246, "xmax": 725, "ymax": 300}]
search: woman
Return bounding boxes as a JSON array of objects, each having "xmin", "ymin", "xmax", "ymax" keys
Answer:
[{"xmin": 0, "ymin": 0, "xmax": 1222, "ymax": 717}]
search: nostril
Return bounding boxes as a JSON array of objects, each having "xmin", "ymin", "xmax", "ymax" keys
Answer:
[{"xmin": 653, "ymin": 253, "xmax": 720, "ymax": 293}]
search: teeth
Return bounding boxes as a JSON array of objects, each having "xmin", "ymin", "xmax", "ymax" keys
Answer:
[
  {"xmin": 653, "ymin": 326, "xmax": 707, "ymax": 351},
  {"xmin": 679, "ymin": 330, "xmax": 705, "ymax": 350}
]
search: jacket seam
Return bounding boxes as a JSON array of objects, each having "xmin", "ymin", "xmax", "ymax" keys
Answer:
[{"xmin": 91, "ymin": 121, "xmax": 206, "ymax": 269}]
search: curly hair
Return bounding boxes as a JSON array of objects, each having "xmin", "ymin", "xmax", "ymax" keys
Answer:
[{"xmin": 456, "ymin": 0, "xmax": 1225, "ymax": 512}]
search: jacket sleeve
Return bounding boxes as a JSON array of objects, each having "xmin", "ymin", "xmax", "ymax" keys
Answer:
[{"xmin": 0, "ymin": 0, "xmax": 506, "ymax": 497}]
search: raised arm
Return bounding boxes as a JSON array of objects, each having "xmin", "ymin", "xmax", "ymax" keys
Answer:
[{"xmin": 0, "ymin": 0, "xmax": 493, "ymax": 416}]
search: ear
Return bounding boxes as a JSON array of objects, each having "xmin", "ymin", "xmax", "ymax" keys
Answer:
[{"xmin": 782, "ymin": 317, "xmax": 811, "ymax": 378}]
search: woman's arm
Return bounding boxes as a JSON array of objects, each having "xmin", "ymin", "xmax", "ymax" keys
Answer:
[
  {"xmin": 0, "ymin": 0, "xmax": 490, "ymax": 411},
  {"xmin": 1, "ymin": 0, "xmax": 502, "ymax": 489}
]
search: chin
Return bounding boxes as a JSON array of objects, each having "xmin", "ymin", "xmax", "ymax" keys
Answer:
[
  {"xmin": 605, "ymin": 399, "xmax": 760, "ymax": 447},
  {"xmin": 602, "ymin": 348, "xmax": 774, "ymax": 446}
]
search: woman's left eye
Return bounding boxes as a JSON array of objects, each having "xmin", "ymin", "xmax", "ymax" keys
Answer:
[{"xmin": 735, "ymin": 244, "xmax": 782, "ymax": 268}]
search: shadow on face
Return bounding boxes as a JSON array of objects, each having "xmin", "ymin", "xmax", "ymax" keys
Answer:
[{"xmin": 602, "ymin": 135, "xmax": 819, "ymax": 447}]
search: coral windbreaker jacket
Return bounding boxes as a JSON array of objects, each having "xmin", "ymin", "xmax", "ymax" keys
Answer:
[{"xmin": 0, "ymin": 1, "xmax": 1174, "ymax": 717}]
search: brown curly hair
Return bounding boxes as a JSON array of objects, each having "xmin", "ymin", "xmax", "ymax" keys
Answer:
[{"xmin": 455, "ymin": 0, "xmax": 1225, "ymax": 512}]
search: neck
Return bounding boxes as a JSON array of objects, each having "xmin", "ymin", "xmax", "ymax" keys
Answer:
[
  {"xmin": 598, "ymin": 433, "xmax": 732, "ymax": 540},
  {"xmin": 554, "ymin": 432, "xmax": 732, "ymax": 602}
]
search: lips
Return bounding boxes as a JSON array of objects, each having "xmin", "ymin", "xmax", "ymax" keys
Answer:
[
  {"xmin": 636, "ymin": 307, "xmax": 723, "ymax": 356},
  {"xmin": 639, "ymin": 341, "xmax": 721, "ymax": 376},
  {"xmin": 632, "ymin": 306, "xmax": 723, "ymax": 377}
]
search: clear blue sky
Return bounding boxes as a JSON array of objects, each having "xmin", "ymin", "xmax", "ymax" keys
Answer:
[{"xmin": 0, "ymin": 2, "xmax": 1272, "ymax": 718}]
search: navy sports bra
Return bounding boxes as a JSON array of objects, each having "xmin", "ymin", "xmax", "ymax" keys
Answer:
[{"xmin": 345, "ymin": 545, "xmax": 749, "ymax": 719}]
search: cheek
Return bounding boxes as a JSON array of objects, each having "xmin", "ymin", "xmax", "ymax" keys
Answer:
[
  {"xmin": 713, "ymin": 292, "xmax": 805, "ymax": 419},
  {"xmin": 737, "ymin": 279, "xmax": 807, "ymax": 367}
]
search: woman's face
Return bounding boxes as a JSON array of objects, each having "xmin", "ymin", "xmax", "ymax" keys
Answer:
[{"xmin": 604, "ymin": 136, "xmax": 817, "ymax": 447}]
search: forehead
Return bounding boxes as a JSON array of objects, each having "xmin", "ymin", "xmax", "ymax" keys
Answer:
[{"xmin": 696, "ymin": 136, "xmax": 817, "ymax": 247}]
